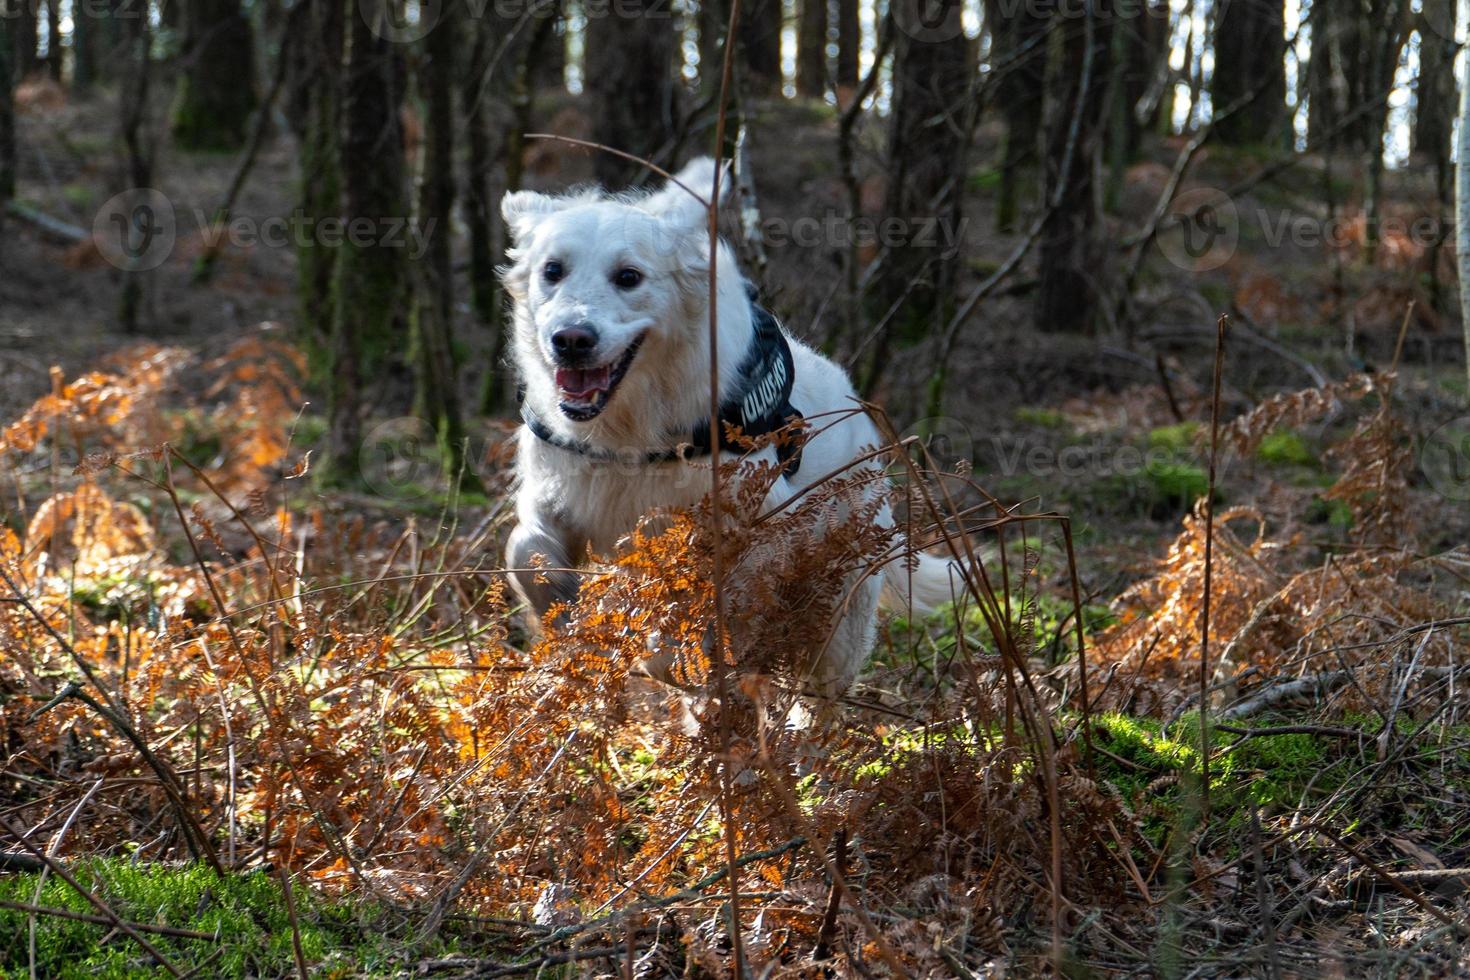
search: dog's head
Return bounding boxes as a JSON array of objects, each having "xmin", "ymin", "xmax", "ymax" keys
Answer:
[{"xmin": 500, "ymin": 158, "xmax": 733, "ymax": 425}]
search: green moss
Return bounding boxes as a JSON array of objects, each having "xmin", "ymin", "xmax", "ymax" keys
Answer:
[
  {"xmin": 1143, "ymin": 460, "xmax": 1210, "ymax": 512},
  {"xmin": 1091, "ymin": 713, "xmax": 1335, "ymax": 840},
  {"xmin": 62, "ymin": 183, "xmax": 96, "ymax": 210},
  {"xmin": 881, "ymin": 594, "xmax": 1115, "ymax": 675},
  {"xmin": 1256, "ymin": 429, "xmax": 1316, "ymax": 467},
  {"xmin": 1198, "ymin": 281, "xmax": 1232, "ymax": 312},
  {"xmin": 1015, "ymin": 406, "xmax": 1071, "ymax": 430},
  {"xmin": 968, "ymin": 168, "xmax": 1003, "ymax": 191},
  {"xmin": 0, "ymin": 860, "xmax": 437, "ymax": 977},
  {"xmin": 1146, "ymin": 422, "xmax": 1201, "ymax": 452},
  {"xmin": 1305, "ymin": 494, "xmax": 1354, "ymax": 529}
]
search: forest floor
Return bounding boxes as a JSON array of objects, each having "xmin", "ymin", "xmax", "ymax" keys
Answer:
[{"xmin": 2, "ymin": 77, "xmax": 1470, "ymax": 976}]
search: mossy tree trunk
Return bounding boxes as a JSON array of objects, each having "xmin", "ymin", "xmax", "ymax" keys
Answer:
[
  {"xmin": 172, "ymin": 0, "xmax": 257, "ymax": 151},
  {"xmin": 985, "ymin": 0, "xmax": 1045, "ymax": 233},
  {"xmin": 796, "ymin": 0, "xmax": 826, "ymax": 98},
  {"xmin": 584, "ymin": 0, "xmax": 677, "ymax": 188},
  {"xmin": 1417, "ymin": 0, "xmax": 1457, "ymax": 314},
  {"xmin": 326, "ymin": 0, "xmax": 408, "ymax": 483},
  {"xmin": 288, "ymin": 0, "xmax": 343, "ymax": 368},
  {"xmin": 473, "ymin": 4, "xmax": 558, "ymax": 415},
  {"xmin": 412, "ymin": 3, "xmax": 475, "ymax": 487}
]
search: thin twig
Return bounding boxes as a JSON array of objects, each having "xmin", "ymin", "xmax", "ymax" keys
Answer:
[
  {"xmin": 0, "ymin": 898, "xmax": 215, "ymax": 939},
  {"xmin": 1199, "ymin": 314, "xmax": 1228, "ymax": 820}
]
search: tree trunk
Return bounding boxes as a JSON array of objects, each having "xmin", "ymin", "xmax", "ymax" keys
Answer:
[
  {"xmin": 986, "ymin": 0, "xmax": 1045, "ymax": 233},
  {"xmin": 0, "ymin": 14, "xmax": 13, "ymax": 208},
  {"xmin": 739, "ymin": 0, "xmax": 782, "ymax": 95},
  {"xmin": 1036, "ymin": 4, "xmax": 1112, "ymax": 335},
  {"xmin": 463, "ymin": 11, "xmax": 498, "ymax": 331},
  {"xmin": 1210, "ymin": 0, "xmax": 1285, "ymax": 144},
  {"xmin": 12, "ymin": 0, "xmax": 37, "ymax": 80},
  {"xmin": 44, "ymin": 0, "xmax": 60, "ymax": 80},
  {"xmin": 117, "ymin": 5, "xmax": 151, "ymax": 333},
  {"xmin": 72, "ymin": 0, "xmax": 98, "ymax": 93},
  {"xmin": 327, "ymin": 0, "xmax": 409, "ymax": 481},
  {"xmin": 835, "ymin": 0, "xmax": 857, "ymax": 97},
  {"xmin": 698, "ymin": 0, "xmax": 726, "ymax": 91},
  {"xmin": 475, "ymin": 6, "xmax": 557, "ymax": 414},
  {"xmin": 172, "ymin": 0, "xmax": 257, "ymax": 150},
  {"xmin": 583, "ymin": 0, "xmax": 677, "ymax": 187},
  {"xmin": 1309, "ymin": 0, "xmax": 1407, "ymax": 153},
  {"xmin": 796, "ymin": 0, "xmax": 826, "ymax": 98},
  {"xmin": 290, "ymin": 0, "xmax": 343, "ymax": 364},
  {"xmin": 1415, "ymin": 0, "xmax": 1456, "ymax": 167},
  {"xmin": 1306, "ymin": 0, "xmax": 1344, "ymax": 147},
  {"xmin": 863, "ymin": 0, "xmax": 970, "ymax": 391},
  {"xmin": 413, "ymin": 4, "xmax": 473, "ymax": 484},
  {"xmin": 1358, "ymin": 0, "xmax": 1408, "ymax": 261},
  {"xmin": 532, "ymin": 3, "xmax": 566, "ymax": 91},
  {"xmin": 1457, "ymin": 41, "xmax": 1470, "ymax": 396}
]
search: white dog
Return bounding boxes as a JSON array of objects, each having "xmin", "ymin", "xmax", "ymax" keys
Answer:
[{"xmin": 500, "ymin": 158, "xmax": 965, "ymax": 697}]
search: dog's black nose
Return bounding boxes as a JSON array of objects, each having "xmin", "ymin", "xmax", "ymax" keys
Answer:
[{"xmin": 551, "ymin": 325, "xmax": 598, "ymax": 358}]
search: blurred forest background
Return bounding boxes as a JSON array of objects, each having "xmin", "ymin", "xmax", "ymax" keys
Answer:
[{"xmin": 2, "ymin": 0, "xmax": 1470, "ymax": 975}]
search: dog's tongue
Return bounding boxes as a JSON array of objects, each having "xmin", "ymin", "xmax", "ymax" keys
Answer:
[{"xmin": 556, "ymin": 365, "xmax": 612, "ymax": 397}]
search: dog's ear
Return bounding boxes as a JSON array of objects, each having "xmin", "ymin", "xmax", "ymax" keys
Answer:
[
  {"xmin": 639, "ymin": 157, "xmax": 731, "ymax": 228},
  {"xmin": 501, "ymin": 190, "xmax": 567, "ymax": 244}
]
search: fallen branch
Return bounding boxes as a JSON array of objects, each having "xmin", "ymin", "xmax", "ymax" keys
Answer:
[
  {"xmin": 0, "ymin": 852, "xmax": 46, "ymax": 873},
  {"xmin": 1222, "ymin": 664, "xmax": 1469, "ymax": 720},
  {"xmin": 4, "ymin": 200, "xmax": 88, "ymax": 243},
  {"xmin": 1221, "ymin": 672, "xmax": 1353, "ymax": 719},
  {"xmin": 467, "ymin": 944, "xmax": 636, "ymax": 978}
]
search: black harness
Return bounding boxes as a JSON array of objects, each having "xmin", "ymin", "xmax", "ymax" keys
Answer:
[{"xmin": 520, "ymin": 300, "xmax": 806, "ymax": 476}]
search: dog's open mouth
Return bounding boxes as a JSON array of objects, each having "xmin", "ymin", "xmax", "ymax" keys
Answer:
[{"xmin": 555, "ymin": 333, "xmax": 646, "ymax": 421}]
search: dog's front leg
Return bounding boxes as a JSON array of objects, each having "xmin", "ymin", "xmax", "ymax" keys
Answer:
[{"xmin": 506, "ymin": 522, "xmax": 583, "ymax": 629}]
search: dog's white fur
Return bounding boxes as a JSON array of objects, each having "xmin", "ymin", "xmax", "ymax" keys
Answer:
[{"xmin": 501, "ymin": 158, "xmax": 964, "ymax": 697}]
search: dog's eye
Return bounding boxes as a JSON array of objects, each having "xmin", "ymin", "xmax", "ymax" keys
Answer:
[
  {"xmin": 612, "ymin": 268, "xmax": 643, "ymax": 290},
  {"xmin": 542, "ymin": 260, "xmax": 564, "ymax": 283}
]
